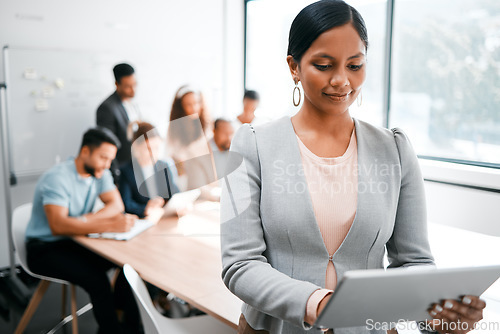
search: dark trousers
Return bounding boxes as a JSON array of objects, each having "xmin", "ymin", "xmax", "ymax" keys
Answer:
[{"xmin": 27, "ymin": 238, "xmax": 141, "ymax": 334}]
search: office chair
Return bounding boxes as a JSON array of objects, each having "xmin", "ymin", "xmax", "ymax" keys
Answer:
[
  {"xmin": 12, "ymin": 203, "xmax": 88, "ymax": 334},
  {"xmin": 123, "ymin": 263, "xmax": 236, "ymax": 334}
]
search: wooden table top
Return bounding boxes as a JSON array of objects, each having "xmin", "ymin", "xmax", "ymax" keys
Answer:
[{"xmin": 74, "ymin": 202, "xmax": 242, "ymax": 329}]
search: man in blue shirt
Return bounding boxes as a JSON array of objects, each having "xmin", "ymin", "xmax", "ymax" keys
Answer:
[{"xmin": 26, "ymin": 127, "xmax": 139, "ymax": 333}]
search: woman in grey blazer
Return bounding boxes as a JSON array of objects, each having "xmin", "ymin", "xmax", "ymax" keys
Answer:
[{"xmin": 220, "ymin": 1, "xmax": 485, "ymax": 334}]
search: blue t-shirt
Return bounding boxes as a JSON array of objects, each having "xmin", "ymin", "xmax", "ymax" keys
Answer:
[{"xmin": 25, "ymin": 159, "xmax": 116, "ymax": 242}]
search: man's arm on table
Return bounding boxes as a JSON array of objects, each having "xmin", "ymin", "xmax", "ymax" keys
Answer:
[{"xmin": 45, "ymin": 189, "xmax": 135, "ymax": 236}]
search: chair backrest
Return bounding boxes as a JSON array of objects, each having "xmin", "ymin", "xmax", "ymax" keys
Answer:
[
  {"xmin": 12, "ymin": 203, "xmax": 35, "ymax": 276},
  {"xmin": 12, "ymin": 203, "xmax": 68, "ymax": 285},
  {"xmin": 123, "ymin": 264, "xmax": 161, "ymax": 334}
]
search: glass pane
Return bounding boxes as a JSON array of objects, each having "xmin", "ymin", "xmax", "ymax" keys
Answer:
[
  {"xmin": 245, "ymin": 0, "xmax": 387, "ymax": 125},
  {"xmin": 391, "ymin": 0, "xmax": 500, "ymax": 165}
]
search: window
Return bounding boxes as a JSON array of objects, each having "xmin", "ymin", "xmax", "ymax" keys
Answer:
[{"xmin": 390, "ymin": 0, "xmax": 500, "ymax": 166}]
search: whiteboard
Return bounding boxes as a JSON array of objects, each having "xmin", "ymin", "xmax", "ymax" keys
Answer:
[{"xmin": 3, "ymin": 46, "xmax": 118, "ymax": 177}]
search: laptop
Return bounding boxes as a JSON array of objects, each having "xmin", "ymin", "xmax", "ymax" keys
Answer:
[{"xmin": 88, "ymin": 219, "xmax": 155, "ymax": 241}]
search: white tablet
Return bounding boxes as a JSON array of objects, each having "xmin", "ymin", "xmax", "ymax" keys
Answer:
[{"xmin": 314, "ymin": 265, "xmax": 500, "ymax": 330}]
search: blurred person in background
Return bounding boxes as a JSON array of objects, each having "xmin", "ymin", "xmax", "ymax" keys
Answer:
[
  {"xmin": 232, "ymin": 89, "xmax": 268, "ymax": 130},
  {"xmin": 97, "ymin": 63, "xmax": 141, "ymax": 183},
  {"xmin": 119, "ymin": 121, "xmax": 180, "ymax": 222},
  {"xmin": 209, "ymin": 118, "xmax": 234, "ymax": 180},
  {"xmin": 167, "ymin": 85, "xmax": 216, "ymax": 192},
  {"xmin": 26, "ymin": 127, "xmax": 141, "ymax": 334}
]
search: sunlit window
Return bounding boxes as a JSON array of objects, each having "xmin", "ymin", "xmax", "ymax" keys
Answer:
[{"xmin": 390, "ymin": 0, "xmax": 500, "ymax": 165}]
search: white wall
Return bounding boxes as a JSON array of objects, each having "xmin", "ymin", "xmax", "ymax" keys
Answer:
[
  {"xmin": 425, "ymin": 182, "xmax": 500, "ymax": 236},
  {"xmin": 0, "ymin": 0, "xmax": 244, "ymax": 268},
  {"xmin": 0, "ymin": 0, "xmax": 245, "ymax": 120},
  {"xmin": 421, "ymin": 159, "xmax": 500, "ymax": 237}
]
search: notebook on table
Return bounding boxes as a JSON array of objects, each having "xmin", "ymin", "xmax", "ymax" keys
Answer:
[{"xmin": 88, "ymin": 219, "xmax": 154, "ymax": 241}]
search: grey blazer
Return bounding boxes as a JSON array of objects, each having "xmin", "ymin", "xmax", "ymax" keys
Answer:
[{"xmin": 220, "ymin": 116, "xmax": 435, "ymax": 334}]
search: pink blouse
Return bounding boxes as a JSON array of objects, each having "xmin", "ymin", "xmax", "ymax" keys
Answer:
[{"xmin": 296, "ymin": 127, "xmax": 358, "ymax": 326}]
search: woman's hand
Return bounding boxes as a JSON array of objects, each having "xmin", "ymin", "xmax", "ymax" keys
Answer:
[
  {"xmin": 426, "ymin": 295, "xmax": 486, "ymax": 333},
  {"xmin": 145, "ymin": 207, "xmax": 164, "ymax": 224},
  {"xmin": 144, "ymin": 197, "xmax": 165, "ymax": 216}
]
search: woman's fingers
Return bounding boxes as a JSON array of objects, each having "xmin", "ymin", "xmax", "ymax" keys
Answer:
[
  {"xmin": 428, "ymin": 307, "xmax": 467, "ymax": 334},
  {"xmin": 440, "ymin": 299, "xmax": 483, "ymax": 320},
  {"xmin": 431, "ymin": 303, "xmax": 460, "ymax": 322},
  {"xmin": 428, "ymin": 297, "xmax": 486, "ymax": 334},
  {"xmin": 461, "ymin": 295, "xmax": 487, "ymax": 310}
]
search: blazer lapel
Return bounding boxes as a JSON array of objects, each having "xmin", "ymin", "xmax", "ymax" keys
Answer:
[
  {"xmin": 332, "ymin": 119, "xmax": 374, "ymax": 259},
  {"xmin": 282, "ymin": 117, "xmax": 329, "ymax": 257},
  {"xmin": 113, "ymin": 91, "xmax": 130, "ymax": 127},
  {"xmin": 332, "ymin": 118, "xmax": 386, "ymax": 282}
]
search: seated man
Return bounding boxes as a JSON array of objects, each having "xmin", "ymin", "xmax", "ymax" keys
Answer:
[
  {"xmin": 119, "ymin": 121, "xmax": 180, "ymax": 220},
  {"xmin": 25, "ymin": 127, "xmax": 140, "ymax": 334},
  {"xmin": 208, "ymin": 118, "xmax": 234, "ymax": 179}
]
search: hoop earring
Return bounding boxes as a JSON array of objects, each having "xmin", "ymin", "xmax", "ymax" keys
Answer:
[
  {"xmin": 293, "ymin": 79, "xmax": 301, "ymax": 107},
  {"xmin": 357, "ymin": 91, "xmax": 363, "ymax": 107}
]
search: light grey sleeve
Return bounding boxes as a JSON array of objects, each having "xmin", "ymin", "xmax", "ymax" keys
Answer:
[
  {"xmin": 220, "ymin": 124, "xmax": 320, "ymax": 330},
  {"xmin": 386, "ymin": 128, "xmax": 436, "ymax": 268}
]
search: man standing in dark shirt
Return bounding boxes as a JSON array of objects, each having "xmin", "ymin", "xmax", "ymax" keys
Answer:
[{"xmin": 96, "ymin": 63, "xmax": 140, "ymax": 182}]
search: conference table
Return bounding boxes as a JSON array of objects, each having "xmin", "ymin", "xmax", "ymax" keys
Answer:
[
  {"xmin": 74, "ymin": 201, "xmax": 242, "ymax": 329},
  {"xmin": 71, "ymin": 202, "xmax": 500, "ymax": 334}
]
